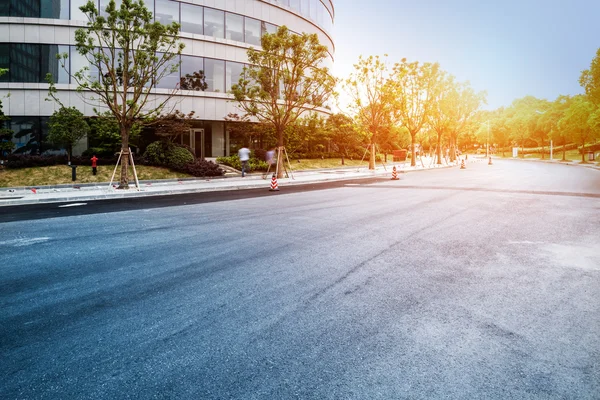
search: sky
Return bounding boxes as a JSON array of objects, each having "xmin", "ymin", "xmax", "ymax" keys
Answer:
[{"xmin": 331, "ymin": 0, "xmax": 600, "ymax": 110}]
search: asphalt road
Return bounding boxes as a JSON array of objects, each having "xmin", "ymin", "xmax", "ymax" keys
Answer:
[{"xmin": 1, "ymin": 159, "xmax": 599, "ymax": 399}]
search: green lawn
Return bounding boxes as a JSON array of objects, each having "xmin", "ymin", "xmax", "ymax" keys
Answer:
[
  {"xmin": 493, "ymin": 149, "xmax": 595, "ymax": 162},
  {"xmin": 0, "ymin": 164, "xmax": 193, "ymax": 188},
  {"xmin": 0, "ymin": 158, "xmax": 371, "ymax": 187}
]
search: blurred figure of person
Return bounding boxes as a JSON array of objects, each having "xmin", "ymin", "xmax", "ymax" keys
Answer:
[
  {"xmin": 238, "ymin": 146, "xmax": 250, "ymax": 177},
  {"xmin": 266, "ymin": 148, "xmax": 275, "ymax": 167}
]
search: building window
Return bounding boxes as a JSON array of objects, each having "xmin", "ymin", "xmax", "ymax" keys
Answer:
[
  {"xmin": 226, "ymin": 61, "xmax": 244, "ymax": 93},
  {"xmin": 244, "ymin": 17, "xmax": 261, "ymax": 46},
  {"xmin": 204, "ymin": 8, "xmax": 225, "ymax": 38},
  {"xmin": 204, "ymin": 58, "xmax": 224, "ymax": 93},
  {"xmin": 155, "ymin": 53, "xmax": 180, "ymax": 89},
  {"xmin": 70, "ymin": 45, "xmax": 98, "ymax": 83},
  {"xmin": 180, "ymin": 55, "xmax": 206, "ymax": 91},
  {"xmin": 181, "ymin": 3, "xmax": 203, "ymax": 35},
  {"xmin": 70, "ymin": 0, "xmax": 88, "ymax": 22},
  {"xmin": 261, "ymin": 22, "xmax": 278, "ymax": 37},
  {"xmin": 41, "ymin": 44, "xmax": 69, "ymax": 83},
  {"xmin": 0, "ymin": 44, "xmax": 9, "ymax": 82},
  {"xmin": 99, "ymin": 0, "xmax": 122, "ymax": 18},
  {"xmin": 225, "ymin": 12, "xmax": 244, "ymax": 42},
  {"xmin": 40, "ymin": 0, "xmax": 69, "ymax": 19},
  {"xmin": 155, "ymin": 0, "xmax": 179, "ymax": 26},
  {"xmin": 289, "ymin": 0, "xmax": 300, "ymax": 12},
  {"xmin": 10, "ymin": 44, "xmax": 41, "ymax": 83}
]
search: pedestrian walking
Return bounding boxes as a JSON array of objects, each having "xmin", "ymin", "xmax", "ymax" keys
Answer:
[
  {"xmin": 91, "ymin": 155, "xmax": 98, "ymax": 176},
  {"xmin": 238, "ymin": 146, "xmax": 250, "ymax": 177}
]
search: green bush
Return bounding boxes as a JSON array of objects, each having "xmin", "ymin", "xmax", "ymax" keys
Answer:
[
  {"xmin": 216, "ymin": 155, "xmax": 268, "ymax": 172},
  {"xmin": 143, "ymin": 141, "xmax": 194, "ymax": 169}
]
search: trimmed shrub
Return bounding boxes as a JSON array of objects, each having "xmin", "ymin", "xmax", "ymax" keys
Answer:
[
  {"xmin": 143, "ymin": 141, "xmax": 194, "ymax": 169},
  {"xmin": 216, "ymin": 155, "xmax": 268, "ymax": 172},
  {"xmin": 180, "ymin": 159, "xmax": 224, "ymax": 177}
]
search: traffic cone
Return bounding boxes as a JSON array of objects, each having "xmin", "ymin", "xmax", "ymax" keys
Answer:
[
  {"xmin": 460, "ymin": 159, "xmax": 466, "ymax": 169},
  {"xmin": 488, "ymin": 156, "xmax": 493, "ymax": 165},
  {"xmin": 391, "ymin": 165, "xmax": 400, "ymax": 180},
  {"xmin": 269, "ymin": 174, "xmax": 279, "ymax": 191}
]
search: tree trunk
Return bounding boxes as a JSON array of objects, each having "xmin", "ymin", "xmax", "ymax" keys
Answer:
[
  {"xmin": 541, "ymin": 140, "xmax": 545, "ymax": 160},
  {"xmin": 277, "ymin": 126, "xmax": 284, "ymax": 179},
  {"xmin": 562, "ymin": 143, "xmax": 566, "ymax": 161},
  {"xmin": 67, "ymin": 145, "xmax": 72, "ymax": 164},
  {"xmin": 436, "ymin": 133, "xmax": 442, "ymax": 165},
  {"xmin": 581, "ymin": 140, "xmax": 586, "ymax": 163},
  {"xmin": 368, "ymin": 143, "xmax": 375, "ymax": 170},
  {"xmin": 410, "ymin": 133, "xmax": 416, "ymax": 167},
  {"xmin": 118, "ymin": 126, "xmax": 130, "ymax": 189}
]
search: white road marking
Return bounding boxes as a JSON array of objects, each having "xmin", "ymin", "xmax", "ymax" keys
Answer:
[
  {"xmin": 58, "ymin": 203, "xmax": 88, "ymax": 208},
  {"xmin": 0, "ymin": 237, "xmax": 51, "ymax": 247}
]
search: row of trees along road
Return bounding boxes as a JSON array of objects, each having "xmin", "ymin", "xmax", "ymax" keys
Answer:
[
  {"xmin": 43, "ymin": 0, "xmax": 600, "ymax": 185},
  {"xmin": 342, "ymin": 55, "xmax": 487, "ymax": 168}
]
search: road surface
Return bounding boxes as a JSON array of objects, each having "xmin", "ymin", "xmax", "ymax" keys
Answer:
[{"xmin": 1, "ymin": 159, "xmax": 599, "ymax": 399}]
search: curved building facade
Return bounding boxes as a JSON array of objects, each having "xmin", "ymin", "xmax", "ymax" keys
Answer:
[{"xmin": 0, "ymin": 0, "xmax": 335, "ymax": 158}]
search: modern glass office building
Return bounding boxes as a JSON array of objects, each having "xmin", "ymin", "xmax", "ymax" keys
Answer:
[{"xmin": 0, "ymin": 0, "xmax": 334, "ymax": 158}]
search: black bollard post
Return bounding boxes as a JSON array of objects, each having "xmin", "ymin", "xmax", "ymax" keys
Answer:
[{"xmin": 71, "ymin": 165, "xmax": 77, "ymax": 181}]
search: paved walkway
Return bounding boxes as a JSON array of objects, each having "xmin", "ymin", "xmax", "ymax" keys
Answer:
[{"xmin": 1, "ymin": 157, "xmax": 487, "ymax": 206}]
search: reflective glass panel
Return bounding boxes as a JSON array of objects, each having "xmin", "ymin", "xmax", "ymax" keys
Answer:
[
  {"xmin": 40, "ymin": 0, "xmax": 69, "ymax": 19},
  {"xmin": 99, "ymin": 0, "xmax": 122, "ymax": 18},
  {"xmin": 244, "ymin": 17, "xmax": 261, "ymax": 46},
  {"xmin": 10, "ymin": 0, "xmax": 40, "ymax": 17},
  {"xmin": 261, "ymin": 22, "xmax": 277, "ymax": 37},
  {"xmin": 204, "ymin": 58, "xmax": 224, "ymax": 93},
  {"xmin": 70, "ymin": 0, "xmax": 88, "ymax": 22},
  {"xmin": 204, "ymin": 8, "xmax": 225, "ymax": 38},
  {"xmin": 155, "ymin": 53, "xmax": 180, "ymax": 89},
  {"xmin": 10, "ymin": 44, "xmax": 40, "ymax": 83},
  {"xmin": 226, "ymin": 61, "xmax": 244, "ymax": 92},
  {"xmin": 181, "ymin": 3, "xmax": 203, "ymax": 35},
  {"xmin": 155, "ymin": 0, "xmax": 179, "ymax": 25},
  {"xmin": 289, "ymin": 0, "xmax": 300, "ymax": 12},
  {"xmin": 180, "ymin": 55, "xmax": 206, "ymax": 91},
  {"xmin": 41, "ymin": 44, "xmax": 69, "ymax": 83},
  {"xmin": 226, "ymin": 12, "xmax": 244, "ymax": 42},
  {"xmin": 0, "ymin": 44, "xmax": 9, "ymax": 82},
  {"xmin": 70, "ymin": 45, "xmax": 99, "ymax": 83}
]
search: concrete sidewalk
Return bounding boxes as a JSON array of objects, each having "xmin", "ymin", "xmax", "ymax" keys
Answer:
[{"xmin": 0, "ymin": 157, "xmax": 482, "ymax": 207}]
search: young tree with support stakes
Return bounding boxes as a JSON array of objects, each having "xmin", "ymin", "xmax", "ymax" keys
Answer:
[
  {"xmin": 63, "ymin": 0, "xmax": 184, "ymax": 189},
  {"xmin": 389, "ymin": 59, "xmax": 441, "ymax": 167},
  {"xmin": 343, "ymin": 55, "xmax": 393, "ymax": 170},
  {"xmin": 232, "ymin": 26, "xmax": 336, "ymax": 178}
]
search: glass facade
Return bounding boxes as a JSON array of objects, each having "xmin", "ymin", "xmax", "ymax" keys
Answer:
[
  {"xmin": 0, "ymin": 0, "xmax": 332, "ymax": 37},
  {"xmin": 180, "ymin": 2, "xmax": 203, "ymax": 35}
]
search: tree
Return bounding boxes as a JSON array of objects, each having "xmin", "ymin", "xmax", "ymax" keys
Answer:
[
  {"xmin": 343, "ymin": 55, "xmax": 393, "ymax": 170},
  {"xmin": 389, "ymin": 59, "xmax": 441, "ymax": 166},
  {"xmin": 0, "ymin": 68, "xmax": 14, "ymax": 157},
  {"xmin": 580, "ymin": 48, "xmax": 600, "ymax": 106},
  {"xmin": 66, "ymin": 0, "xmax": 184, "ymax": 188},
  {"xmin": 232, "ymin": 26, "xmax": 336, "ymax": 178},
  {"xmin": 149, "ymin": 110, "xmax": 196, "ymax": 143},
  {"xmin": 559, "ymin": 96, "xmax": 600, "ymax": 162},
  {"xmin": 324, "ymin": 113, "xmax": 362, "ymax": 164},
  {"xmin": 48, "ymin": 107, "xmax": 90, "ymax": 162},
  {"xmin": 539, "ymin": 96, "xmax": 572, "ymax": 161}
]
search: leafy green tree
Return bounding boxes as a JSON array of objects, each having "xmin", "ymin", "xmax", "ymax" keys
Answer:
[
  {"xmin": 389, "ymin": 59, "xmax": 441, "ymax": 166},
  {"xmin": 429, "ymin": 73, "xmax": 485, "ymax": 163},
  {"xmin": 539, "ymin": 96, "xmax": 572, "ymax": 161},
  {"xmin": 559, "ymin": 96, "xmax": 600, "ymax": 162},
  {"xmin": 65, "ymin": 0, "xmax": 184, "ymax": 188},
  {"xmin": 88, "ymin": 112, "xmax": 141, "ymax": 155},
  {"xmin": 232, "ymin": 26, "xmax": 336, "ymax": 178},
  {"xmin": 343, "ymin": 55, "xmax": 394, "ymax": 170},
  {"xmin": 324, "ymin": 113, "xmax": 362, "ymax": 164},
  {"xmin": 580, "ymin": 48, "xmax": 600, "ymax": 106},
  {"xmin": 48, "ymin": 107, "xmax": 90, "ymax": 163},
  {"xmin": 0, "ymin": 68, "xmax": 14, "ymax": 157}
]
